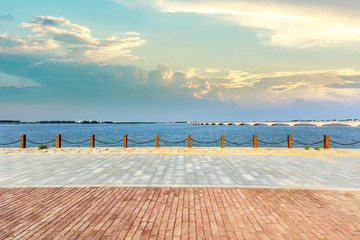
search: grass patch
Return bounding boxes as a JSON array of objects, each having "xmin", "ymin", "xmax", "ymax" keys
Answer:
[{"xmin": 38, "ymin": 144, "xmax": 48, "ymax": 150}]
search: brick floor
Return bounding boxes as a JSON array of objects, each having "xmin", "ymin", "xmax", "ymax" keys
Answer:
[{"xmin": 0, "ymin": 187, "xmax": 360, "ymax": 239}]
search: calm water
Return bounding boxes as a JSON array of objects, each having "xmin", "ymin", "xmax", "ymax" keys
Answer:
[{"xmin": 0, "ymin": 124, "xmax": 360, "ymax": 149}]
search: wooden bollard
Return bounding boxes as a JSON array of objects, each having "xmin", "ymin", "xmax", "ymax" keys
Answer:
[
  {"xmin": 156, "ymin": 134, "xmax": 159, "ymax": 148},
  {"xmin": 20, "ymin": 134, "xmax": 26, "ymax": 149},
  {"xmin": 287, "ymin": 135, "xmax": 292, "ymax": 149},
  {"xmin": 188, "ymin": 135, "xmax": 191, "ymax": 148},
  {"xmin": 90, "ymin": 134, "xmax": 95, "ymax": 148},
  {"xmin": 253, "ymin": 134, "xmax": 257, "ymax": 148},
  {"xmin": 56, "ymin": 134, "xmax": 61, "ymax": 148},
  {"xmin": 221, "ymin": 134, "xmax": 224, "ymax": 148},
  {"xmin": 124, "ymin": 135, "xmax": 127, "ymax": 148},
  {"xmin": 324, "ymin": 135, "xmax": 329, "ymax": 149}
]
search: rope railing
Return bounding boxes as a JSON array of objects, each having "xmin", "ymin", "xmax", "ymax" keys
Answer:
[
  {"xmin": 62, "ymin": 138, "xmax": 91, "ymax": 145},
  {"xmin": 257, "ymin": 139, "xmax": 287, "ymax": 145},
  {"xmin": 329, "ymin": 139, "xmax": 360, "ymax": 146},
  {"xmin": 27, "ymin": 139, "xmax": 56, "ymax": 145},
  {"xmin": 0, "ymin": 139, "xmax": 21, "ymax": 146},
  {"xmin": 127, "ymin": 138, "xmax": 155, "ymax": 145},
  {"xmin": 95, "ymin": 139, "xmax": 123, "ymax": 145},
  {"xmin": 1, "ymin": 134, "xmax": 359, "ymax": 149},
  {"xmin": 159, "ymin": 138, "xmax": 188, "ymax": 144},
  {"xmin": 191, "ymin": 138, "xmax": 222, "ymax": 144},
  {"xmin": 224, "ymin": 139, "xmax": 253, "ymax": 146},
  {"xmin": 292, "ymin": 139, "xmax": 323, "ymax": 146}
]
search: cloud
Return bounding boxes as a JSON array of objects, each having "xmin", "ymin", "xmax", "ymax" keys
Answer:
[
  {"xmin": 0, "ymin": 33, "xmax": 59, "ymax": 53},
  {"xmin": 1, "ymin": 53, "xmax": 360, "ymax": 120},
  {"xmin": 327, "ymin": 80, "xmax": 360, "ymax": 89},
  {"xmin": 205, "ymin": 69, "xmax": 221, "ymax": 73},
  {"xmin": 0, "ymin": 54, "xmax": 231, "ymax": 121},
  {"xmin": 0, "ymin": 16, "xmax": 146, "ymax": 64},
  {"xmin": 143, "ymin": 64, "xmax": 360, "ymax": 105},
  {"xmin": 169, "ymin": 67, "xmax": 360, "ymax": 106},
  {"xmin": 267, "ymin": 81, "xmax": 309, "ymax": 94},
  {"xmin": 123, "ymin": 32, "xmax": 141, "ymax": 35},
  {"xmin": 0, "ymin": 14, "xmax": 13, "ymax": 21},
  {"xmin": 0, "ymin": 72, "xmax": 41, "ymax": 88},
  {"xmin": 2, "ymin": 50, "xmax": 360, "ymax": 108},
  {"xmin": 118, "ymin": 0, "xmax": 360, "ymax": 48},
  {"xmin": 2, "ymin": 49, "xmax": 360, "ymax": 106},
  {"xmin": 145, "ymin": 64, "xmax": 224, "ymax": 101},
  {"xmin": 148, "ymin": 65, "xmax": 360, "ymax": 105}
]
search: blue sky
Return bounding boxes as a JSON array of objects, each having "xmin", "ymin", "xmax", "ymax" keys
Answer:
[{"xmin": 1, "ymin": 0, "xmax": 360, "ymax": 121}]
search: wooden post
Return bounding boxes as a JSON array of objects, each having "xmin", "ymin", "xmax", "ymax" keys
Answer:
[
  {"xmin": 124, "ymin": 135, "xmax": 127, "ymax": 148},
  {"xmin": 221, "ymin": 134, "xmax": 224, "ymax": 148},
  {"xmin": 188, "ymin": 134, "xmax": 191, "ymax": 148},
  {"xmin": 20, "ymin": 134, "xmax": 26, "ymax": 149},
  {"xmin": 324, "ymin": 135, "xmax": 329, "ymax": 149},
  {"xmin": 156, "ymin": 134, "xmax": 159, "ymax": 148},
  {"xmin": 56, "ymin": 134, "xmax": 61, "ymax": 148},
  {"xmin": 287, "ymin": 135, "xmax": 292, "ymax": 149},
  {"xmin": 90, "ymin": 134, "xmax": 95, "ymax": 148},
  {"xmin": 253, "ymin": 134, "xmax": 257, "ymax": 148}
]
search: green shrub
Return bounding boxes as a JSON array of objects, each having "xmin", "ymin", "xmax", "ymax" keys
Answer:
[
  {"xmin": 305, "ymin": 145, "xmax": 310, "ymax": 150},
  {"xmin": 38, "ymin": 144, "xmax": 48, "ymax": 149},
  {"xmin": 314, "ymin": 146, "xmax": 320, "ymax": 150}
]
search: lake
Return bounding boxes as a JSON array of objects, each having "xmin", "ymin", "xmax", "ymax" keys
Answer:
[{"xmin": 1, "ymin": 124, "xmax": 360, "ymax": 149}]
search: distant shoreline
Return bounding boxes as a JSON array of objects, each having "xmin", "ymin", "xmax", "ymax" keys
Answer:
[
  {"xmin": 1, "ymin": 119, "xmax": 359, "ymax": 125},
  {"xmin": 0, "ymin": 121, "xmax": 189, "ymax": 125}
]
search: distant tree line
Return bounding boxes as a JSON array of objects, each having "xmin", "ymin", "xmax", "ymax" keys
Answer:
[
  {"xmin": 0, "ymin": 120, "xmax": 21, "ymax": 124},
  {"xmin": 38, "ymin": 120, "xmax": 76, "ymax": 124}
]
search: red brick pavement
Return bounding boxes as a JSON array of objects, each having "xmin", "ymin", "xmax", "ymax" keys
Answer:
[{"xmin": 0, "ymin": 187, "xmax": 360, "ymax": 239}]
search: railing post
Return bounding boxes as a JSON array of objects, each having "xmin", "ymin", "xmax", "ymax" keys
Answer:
[
  {"xmin": 324, "ymin": 135, "xmax": 329, "ymax": 149},
  {"xmin": 90, "ymin": 134, "xmax": 95, "ymax": 148},
  {"xmin": 188, "ymin": 134, "xmax": 191, "ymax": 148},
  {"xmin": 20, "ymin": 134, "xmax": 26, "ymax": 149},
  {"xmin": 124, "ymin": 135, "xmax": 127, "ymax": 148},
  {"xmin": 56, "ymin": 134, "xmax": 61, "ymax": 148},
  {"xmin": 253, "ymin": 134, "xmax": 257, "ymax": 148},
  {"xmin": 287, "ymin": 135, "xmax": 292, "ymax": 149},
  {"xmin": 221, "ymin": 134, "xmax": 224, "ymax": 148},
  {"xmin": 156, "ymin": 134, "xmax": 159, "ymax": 148}
]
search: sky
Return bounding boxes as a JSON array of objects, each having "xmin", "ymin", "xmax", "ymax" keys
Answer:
[{"xmin": 0, "ymin": 0, "xmax": 360, "ymax": 121}]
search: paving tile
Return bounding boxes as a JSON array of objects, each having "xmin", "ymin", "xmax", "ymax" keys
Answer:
[
  {"xmin": 0, "ymin": 154, "xmax": 349, "ymax": 188},
  {"xmin": 0, "ymin": 153, "xmax": 360, "ymax": 239}
]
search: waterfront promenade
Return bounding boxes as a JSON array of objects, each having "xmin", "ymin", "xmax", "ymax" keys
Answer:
[{"xmin": 0, "ymin": 148, "xmax": 360, "ymax": 239}]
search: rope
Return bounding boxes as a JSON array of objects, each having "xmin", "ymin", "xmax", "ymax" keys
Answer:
[
  {"xmin": 292, "ymin": 139, "xmax": 323, "ymax": 145},
  {"xmin": 27, "ymin": 139, "xmax": 56, "ymax": 145},
  {"xmin": 159, "ymin": 138, "xmax": 188, "ymax": 144},
  {"xmin": 191, "ymin": 138, "xmax": 222, "ymax": 144},
  {"xmin": 127, "ymin": 138, "xmax": 155, "ymax": 144},
  {"xmin": 62, "ymin": 139, "xmax": 91, "ymax": 144},
  {"xmin": 329, "ymin": 139, "xmax": 360, "ymax": 146},
  {"xmin": 95, "ymin": 139, "xmax": 123, "ymax": 145},
  {"xmin": 224, "ymin": 139, "xmax": 253, "ymax": 146},
  {"xmin": 0, "ymin": 139, "xmax": 21, "ymax": 146},
  {"xmin": 257, "ymin": 139, "xmax": 287, "ymax": 145}
]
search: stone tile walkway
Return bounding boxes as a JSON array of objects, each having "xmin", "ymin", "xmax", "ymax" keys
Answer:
[
  {"xmin": 0, "ymin": 154, "xmax": 359, "ymax": 189},
  {"xmin": 1, "ymin": 187, "xmax": 360, "ymax": 239}
]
